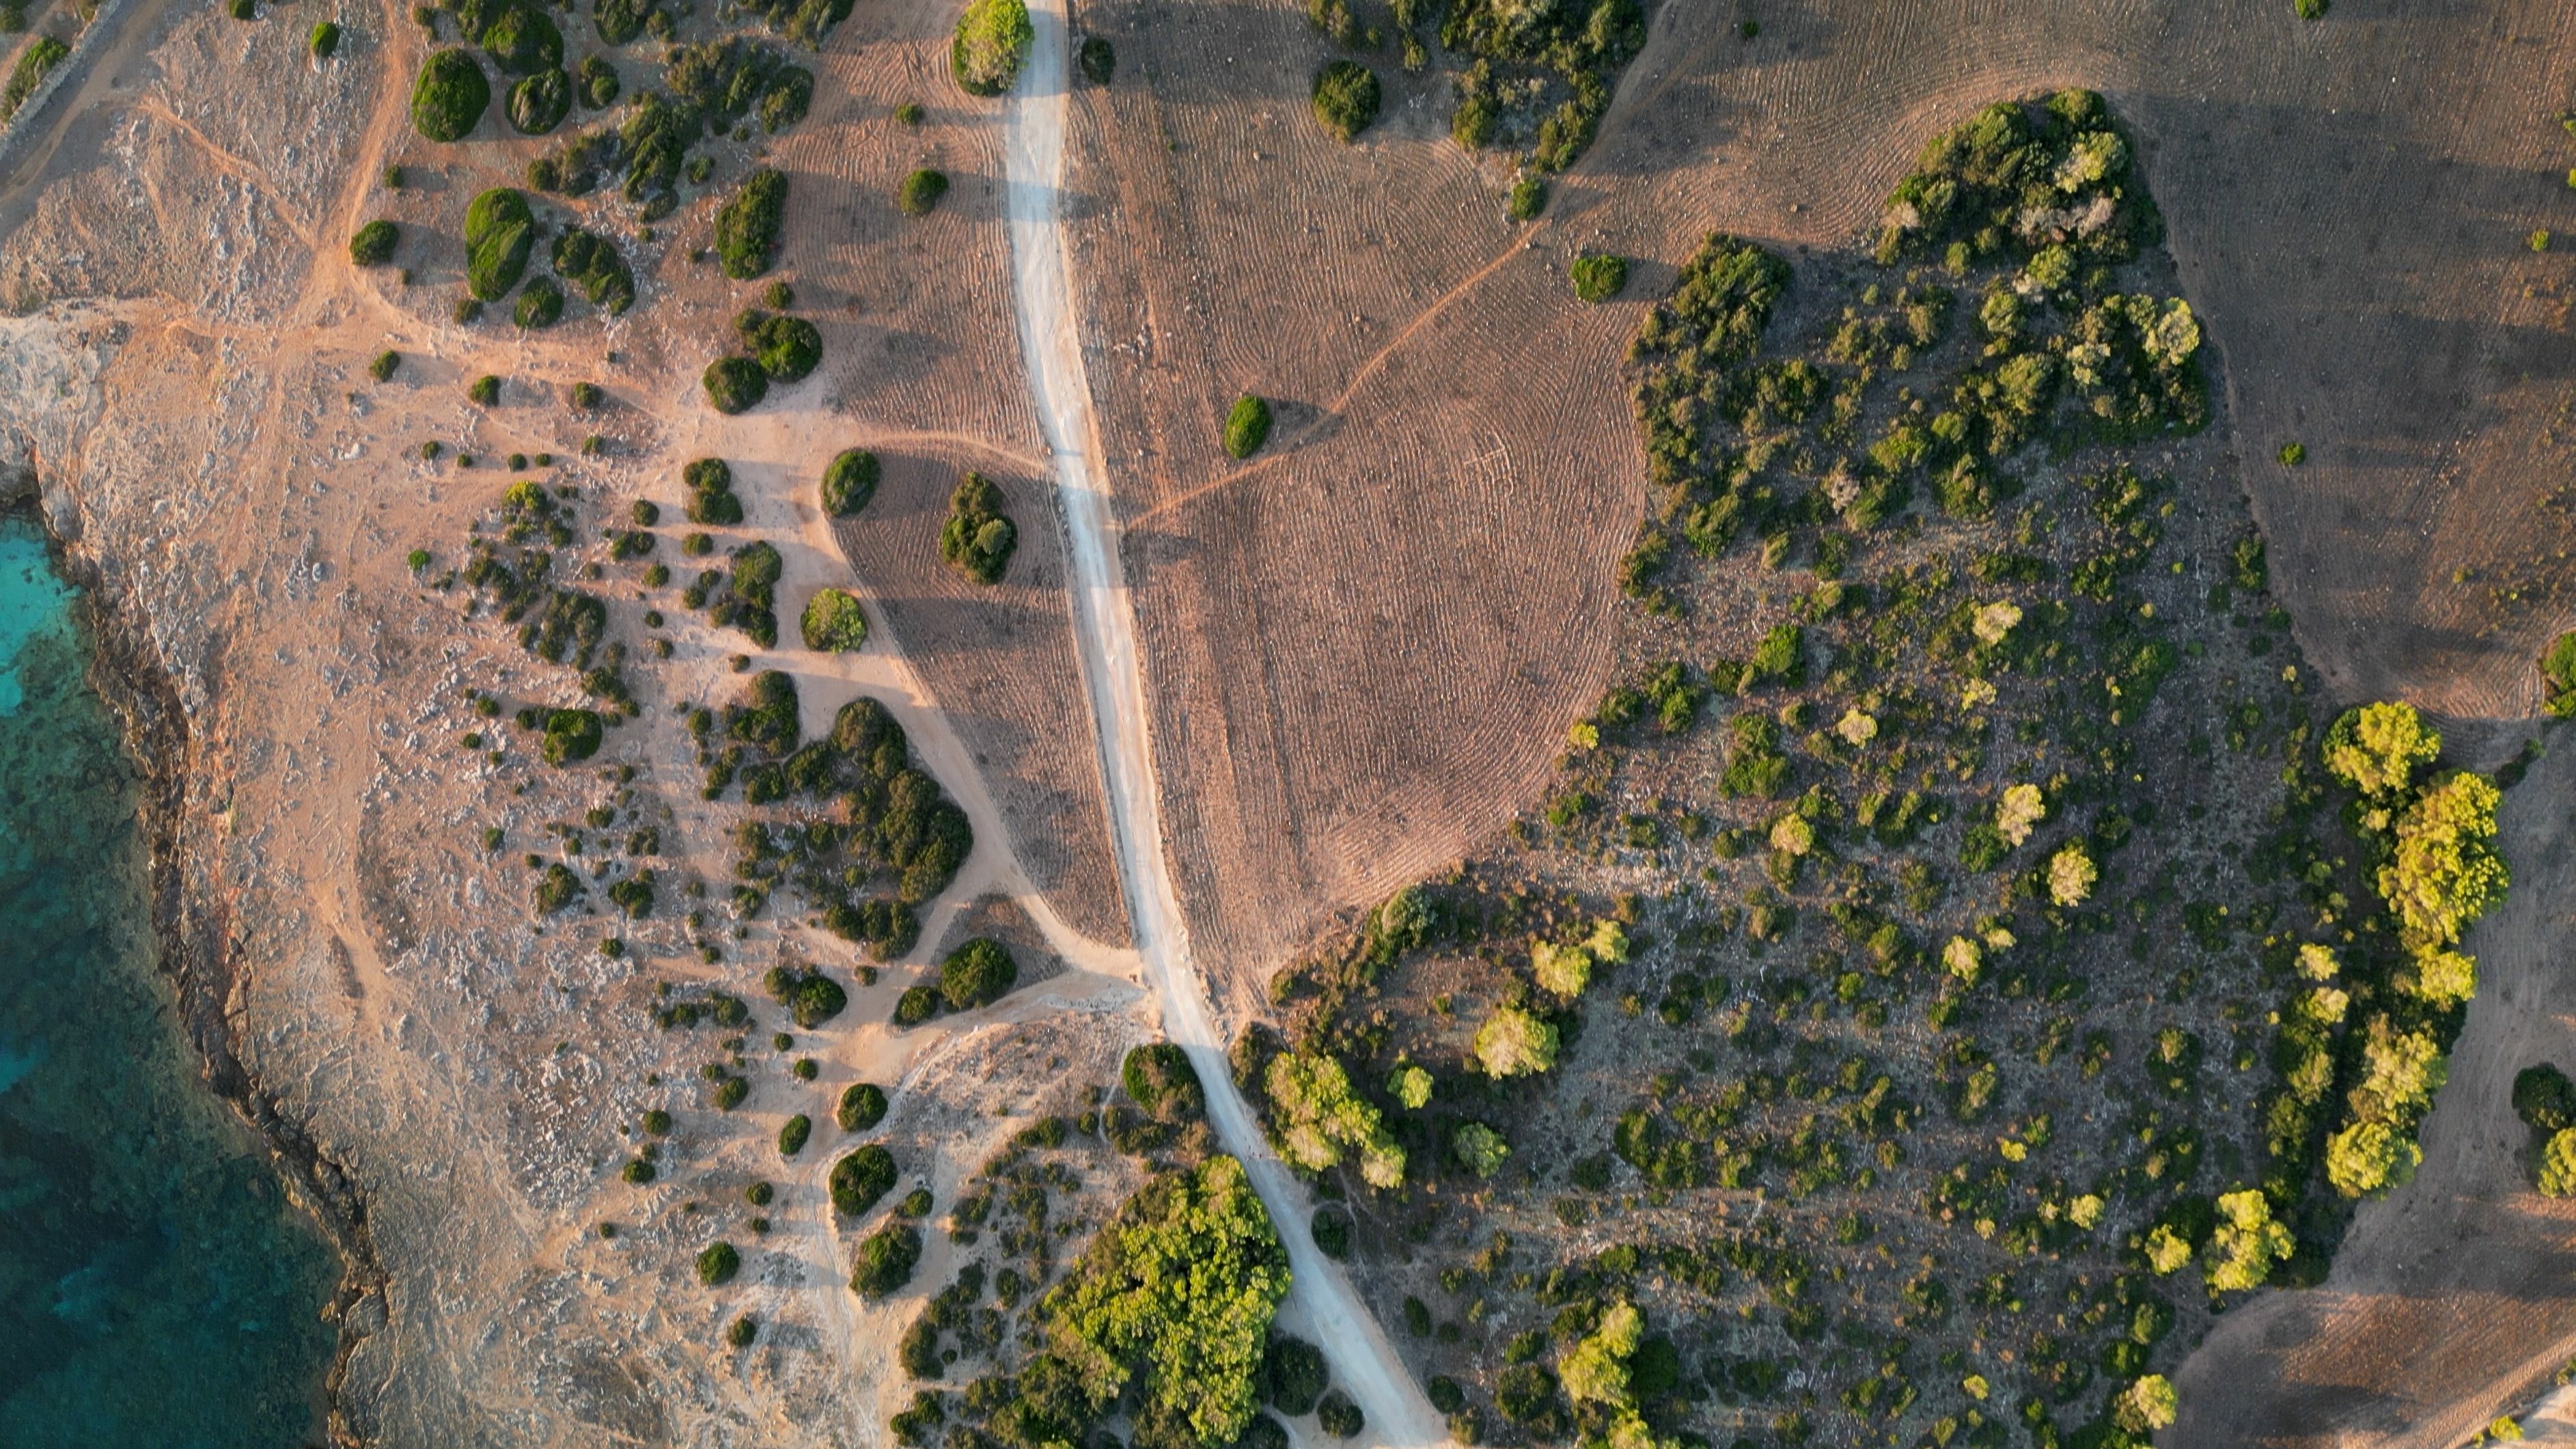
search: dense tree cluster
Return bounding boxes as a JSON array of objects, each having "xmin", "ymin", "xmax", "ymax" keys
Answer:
[{"xmin": 940, "ymin": 473, "xmax": 1019, "ymax": 584}]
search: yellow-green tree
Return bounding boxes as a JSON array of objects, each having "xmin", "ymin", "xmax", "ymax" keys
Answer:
[
  {"xmin": 2202, "ymin": 1189, "xmax": 2292, "ymax": 1292},
  {"xmin": 2323, "ymin": 701, "xmax": 2439, "ymax": 799},
  {"xmin": 1474, "ymin": 1006, "xmax": 1560, "ymax": 1079},
  {"xmin": 1264, "ymin": 1051, "xmax": 1404, "ymax": 1187}
]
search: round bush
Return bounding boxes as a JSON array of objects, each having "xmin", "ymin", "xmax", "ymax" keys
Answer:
[
  {"xmin": 577, "ymin": 53, "xmax": 619, "ymax": 107},
  {"xmin": 514, "ymin": 275, "xmax": 564, "ymax": 328},
  {"xmin": 695, "ymin": 1240, "xmax": 741, "ymax": 1285},
  {"xmin": 829, "ymin": 1144, "xmax": 898, "ymax": 1215},
  {"xmin": 1266, "ymin": 1335, "xmax": 1327, "ymax": 1415},
  {"xmin": 2517, "ymin": 1064, "xmax": 2576, "ymax": 1132},
  {"xmin": 309, "ymin": 20, "xmax": 342, "ymax": 58},
  {"xmin": 726, "ymin": 1315, "xmax": 757, "ymax": 1348},
  {"xmin": 410, "ymin": 49, "xmax": 491, "ymax": 141},
  {"xmin": 779, "ymin": 1113, "xmax": 812, "ymax": 1157},
  {"xmin": 463, "ymin": 187, "xmax": 534, "ymax": 301},
  {"xmin": 1311, "ymin": 61, "xmax": 1379, "ymax": 143},
  {"xmin": 1077, "ymin": 34, "xmax": 1114, "ymax": 85},
  {"xmin": 349, "ymin": 219, "xmax": 399, "ymax": 266},
  {"xmin": 1235, "ymin": 1415, "xmax": 1288, "ymax": 1449},
  {"xmin": 850, "ymin": 1223, "xmax": 922, "ymax": 1298},
  {"xmin": 939, "ymin": 937, "xmax": 1018, "ymax": 1011},
  {"xmin": 837, "ymin": 1081, "xmax": 887, "ymax": 1132},
  {"xmin": 801, "ymin": 588, "xmax": 869, "ymax": 652},
  {"xmin": 1222, "ymin": 394, "xmax": 1271, "ymax": 459},
  {"xmin": 1310, "ymin": 1205, "xmax": 1351, "ymax": 1259},
  {"xmin": 893, "ymin": 984, "xmax": 939, "ymax": 1027},
  {"xmin": 1315, "ymin": 1392, "xmax": 1363, "ymax": 1439},
  {"xmin": 821, "ymin": 447, "xmax": 879, "ymax": 515},
  {"xmin": 751, "ymin": 314, "xmax": 822, "ymax": 381},
  {"xmin": 508, "ymin": 67, "xmax": 572, "ymax": 133},
  {"xmin": 542, "ymin": 707, "xmax": 602, "ymax": 764},
  {"xmin": 898, "ymin": 168, "xmax": 948, "ymax": 217},
  {"xmin": 704, "ymin": 355, "xmax": 769, "ymax": 414},
  {"xmin": 950, "ymin": 0, "xmax": 1031, "ymax": 96},
  {"xmin": 1570, "ymin": 253, "xmax": 1628, "ymax": 303},
  {"xmin": 480, "ymin": 3, "xmax": 563, "ymax": 74}
]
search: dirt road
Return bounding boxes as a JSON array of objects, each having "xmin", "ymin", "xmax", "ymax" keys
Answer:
[{"xmin": 1000, "ymin": 10, "xmax": 1445, "ymax": 1446}]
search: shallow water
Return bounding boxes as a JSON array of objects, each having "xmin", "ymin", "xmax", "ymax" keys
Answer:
[{"xmin": 0, "ymin": 514, "xmax": 339, "ymax": 1446}]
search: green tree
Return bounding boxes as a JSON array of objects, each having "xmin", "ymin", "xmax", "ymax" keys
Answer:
[
  {"xmin": 2114, "ymin": 1375, "xmax": 2178, "ymax": 1433},
  {"xmin": 822, "ymin": 448, "xmax": 881, "ymax": 515},
  {"xmin": 2515, "ymin": 1064, "xmax": 2576, "ymax": 1133},
  {"xmin": 1223, "ymin": 394, "xmax": 1272, "ymax": 459},
  {"xmin": 2325, "ymin": 1118, "xmax": 2420, "ymax": 1198},
  {"xmin": 463, "ymin": 187, "xmax": 535, "ymax": 301},
  {"xmin": 852, "ymin": 1224, "xmax": 923, "ymax": 1297},
  {"xmin": 1452, "ymin": 1122, "xmax": 1509, "ymax": 1179},
  {"xmin": 715, "ymin": 168, "xmax": 789, "ymax": 279},
  {"xmin": 1310, "ymin": 61, "xmax": 1379, "ymax": 141},
  {"xmin": 939, "ymin": 937, "xmax": 1018, "ymax": 1011},
  {"xmin": 2201, "ymin": 1189, "xmax": 2290, "ymax": 1292},
  {"xmin": 939, "ymin": 471, "xmax": 1017, "ymax": 583},
  {"xmin": 2323, "ymin": 701, "xmax": 2439, "ymax": 799},
  {"xmin": 800, "ymin": 588, "xmax": 869, "ymax": 651},
  {"xmin": 1042, "ymin": 1155, "xmax": 1289, "ymax": 1448},
  {"xmin": 2539, "ymin": 1128, "xmax": 2576, "ymax": 1197},
  {"xmin": 951, "ymin": 0, "xmax": 1031, "ymax": 95},
  {"xmin": 1474, "ymin": 1006, "xmax": 1559, "ymax": 1078},
  {"xmin": 2379, "ymin": 770, "xmax": 2506, "ymax": 952},
  {"xmin": 410, "ymin": 49, "xmax": 491, "ymax": 140},
  {"xmin": 1265, "ymin": 1051, "xmax": 1403, "ymax": 1187},
  {"xmin": 1560, "ymin": 1301, "xmax": 1642, "ymax": 1408},
  {"xmin": 1570, "ymin": 253, "xmax": 1628, "ymax": 303}
]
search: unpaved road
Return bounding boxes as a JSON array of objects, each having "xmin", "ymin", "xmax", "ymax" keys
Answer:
[{"xmin": 1000, "ymin": 10, "xmax": 1446, "ymax": 1446}]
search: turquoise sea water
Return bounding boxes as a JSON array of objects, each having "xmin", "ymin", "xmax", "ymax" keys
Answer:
[{"xmin": 0, "ymin": 515, "xmax": 339, "ymax": 1446}]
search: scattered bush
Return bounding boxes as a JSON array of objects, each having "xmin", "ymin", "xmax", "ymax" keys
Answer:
[
  {"xmin": 850, "ymin": 1223, "xmax": 923, "ymax": 1297},
  {"xmin": 410, "ymin": 49, "xmax": 491, "ymax": 140},
  {"xmin": 1123, "ymin": 1042, "xmax": 1205, "ymax": 1119},
  {"xmin": 369, "ymin": 350, "xmax": 400, "ymax": 382},
  {"xmin": 577, "ymin": 53, "xmax": 619, "ymax": 107},
  {"xmin": 696, "ymin": 1240, "xmax": 741, "ymax": 1284},
  {"xmin": 1310, "ymin": 61, "xmax": 1379, "ymax": 142},
  {"xmin": 542, "ymin": 706, "xmax": 603, "ymax": 763},
  {"xmin": 514, "ymin": 275, "xmax": 565, "ymax": 328},
  {"xmin": 764, "ymin": 964, "xmax": 848, "ymax": 1026},
  {"xmin": 2517, "ymin": 1064, "xmax": 2576, "ymax": 1133},
  {"xmin": 2543, "ymin": 633, "xmax": 2576, "ymax": 717},
  {"xmin": 309, "ymin": 20, "xmax": 343, "ymax": 57},
  {"xmin": 1570, "ymin": 253, "xmax": 1628, "ymax": 303},
  {"xmin": 593, "ymin": 0, "xmax": 652, "ymax": 45},
  {"xmin": 894, "ymin": 985, "xmax": 938, "ymax": 1026},
  {"xmin": 950, "ymin": 0, "xmax": 1031, "ymax": 96},
  {"xmin": 715, "ymin": 168, "xmax": 789, "ymax": 279},
  {"xmin": 1222, "ymin": 394, "xmax": 1271, "ymax": 460},
  {"xmin": 898, "ymin": 168, "xmax": 949, "ymax": 216},
  {"xmin": 463, "ymin": 187, "xmax": 535, "ymax": 300},
  {"xmin": 801, "ymin": 588, "xmax": 870, "ymax": 651},
  {"xmin": 939, "ymin": 471, "xmax": 1016, "ymax": 583},
  {"xmin": 508, "ymin": 66, "xmax": 572, "ymax": 133},
  {"xmin": 726, "ymin": 1315, "xmax": 757, "ymax": 1348},
  {"xmin": 478, "ymin": 3, "xmax": 564, "ymax": 74},
  {"xmin": 2542, "ymin": 1129, "xmax": 2576, "ymax": 1197},
  {"xmin": 468, "ymin": 373, "xmax": 502, "ymax": 404},
  {"xmin": 838, "ymin": 1081, "xmax": 887, "ymax": 1131},
  {"xmin": 1507, "ymin": 174, "xmax": 1546, "ymax": 221},
  {"xmin": 779, "ymin": 1113, "xmax": 812, "ymax": 1156},
  {"xmin": 736, "ymin": 307, "xmax": 822, "ymax": 381},
  {"xmin": 1310, "ymin": 1206, "xmax": 1351, "ymax": 1258},
  {"xmin": 704, "ymin": 355, "xmax": 770, "ymax": 414},
  {"xmin": 822, "ymin": 447, "xmax": 880, "ymax": 515},
  {"xmin": 831, "ymin": 1144, "xmax": 898, "ymax": 1215},
  {"xmin": 939, "ymin": 937, "xmax": 1018, "ymax": 1011}
]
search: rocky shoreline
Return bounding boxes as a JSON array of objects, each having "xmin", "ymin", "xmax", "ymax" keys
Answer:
[{"xmin": 8, "ymin": 478, "xmax": 389, "ymax": 1448}]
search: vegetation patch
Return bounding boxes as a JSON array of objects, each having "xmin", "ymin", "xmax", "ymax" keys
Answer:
[
  {"xmin": 715, "ymin": 167, "xmax": 788, "ymax": 279},
  {"xmin": 549, "ymin": 227, "xmax": 635, "ymax": 314},
  {"xmin": 350, "ymin": 219, "xmax": 400, "ymax": 267},
  {"xmin": 832, "ymin": 1144, "xmax": 899, "ymax": 1216},
  {"xmin": 822, "ymin": 448, "xmax": 880, "ymax": 516},
  {"xmin": 463, "ymin": 187, "xmax": 536, "ymax": 301},
  {"xmin": 838, "ymin": 1081, "xmax": 888, "ymax": 1131},
  {"xmin": 734, "ymin": 307, "xmax": 822, "ymax": 382},
  {"xmin": 939, "ymin": 471, "xmax": 1017, "ymax": 585},
  {"xmin": 1570, "ymin": 253, "xmax": 1628, "ymax": 303},
  {"xmin": 514, "ymin": 275, "xmax": 565, "ymax": 329},
  {"xmin": 764, "ymin": 964, "xmax": 848, "ymax": 1027},
  {"xmin": 853, "ymin": 1223, "xmax": 924, "ymax": 1297},
  {"xmin": 478, "ymin": 2, "xmax": 564, "ymax": 74},
  {"xmin": 409, "ymin": 48, "xmax": 492, "ymax": 140},
  {"xmin": 950, "ymin": 0, "xmax": 1031, "ymax": 96},
  {"xmin": 939, "ymin": 937, "xmax": 1019, "ymax": 1011},
  {"xmin": 1310, "ymin": 61, "xmax": 1379, "ymax": 143},
  {"xmin": 1223, "ymin": 394, "xmax": 1272, "ymax": 460},
  {"xmin": 508, "ymin": 67, "xmax": 572, "ymax": 133},
  {"xmin": 800, "ymin": 588, "xmax": 870, "ymax": 652},
  {"xmin": 703, "ymin": 355, "xmax": 768, "ymax": 414},
  {"xmin": 899, "ymin": 167, "xmax": 949, "ymax": 216}
]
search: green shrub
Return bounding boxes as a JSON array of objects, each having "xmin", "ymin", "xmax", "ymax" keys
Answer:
[
  {"xmin": 620, "ymin": 1157, "xmax": 654, "ymax": 1183},
  {"xmin": 309, "ymin": 20, "xmax": 342, "ymax": 57},
  {"xmin": 463, "ymin": 187, "xmax": 535, "ymax": 300},
  {"xmin": 851, "ymin": 1223, "xmax": 923, "ymax": 1297},
  {"xmin": 696, "ymin": 1240, "xmax": 741, "ymax": 1284},
  {"xmin": 894, "ymin": 100, "xmax": 923, "ymax": 124},
  {"xmin": 830, "ymin": 1144, "xmax": 898, "ymax": 1215},
  {"xmin": 837, "ymin": 1081, "xmax": 887, "ymax": 1131},
  {"xmin": 230, "ymin": 0, "xmax": 253, "ymax": 20},
  {"xmin": 514, "ymin": 275, "xmax": 564, "ymax": 328},
  {"xmin": 801, "ymin": 588, "xmax": 869, "ymax": 651},
  {"xmin": 704, "ymin": 355, "xmax": 769, "ymax": 414},
  {"xmin": 369, "ymin": 350, "xmax": 400, "ymax": 382},
  {"xmin": 508, "ymin": 67, "xmax": 571, "ymax": 133},
  {"xmin": 1311, "ymin": 61, "xmax": 1379, "ymax": 142},
  {"xmin": 1266, "ymin": 1335, "xmax": 1327, "ymax": 1415},
  {"xmin": 1316, "ymin": 1392, "xmax": 1363, "ymax": 1439},
  {"xmin": 2543, "ymin": 1129, "xmax": 2576, "ymax": 1197},
  {"xmin": 2279, "ymin": 441, "xmax": 2306, "ymax": 465},
  {"xmin": 1122, "ymin": 1042, "xmax": 1204, "ymax": 1119},
  {"xmin": 1310, "ymin": 1206, "xmax": 1351, "ymax": 1258},
  {"xmin": 726, "ymin": 1315, "xmax": 757, "ymax": 1347},
  {"xmin": 715, "ymin": 167, "xmax": 789, "ymax": 279},
  {"xmin": 779, "ymin": 1113, "xmax": 812, "ymax": 1155},
  {"xmin": 349, "ymin": 219, "xmax": 400, "ymax": 266},
  {"xmin": 468, "ymin": 373, "xmax": 501, "ymax": 405},
  {"xmin": 822, "ymin": 448, "xmax": 879, "ymax": 515},
  {"xmin": 572, "ymin": 381, "xmax": 605, "ymax": 409},
  {"xmin": 479, "ymin": 2, "xmax": 562, "ymax": 73},
  {"xmin": 542, "ymin": 707, "xmax": 603, "ymax": 763},
  {"xmin": 2294, "ymin": 0, "xmax": 2326, "ymax": 16},
  {"xmin": 1570, "ymin": 253, "xmax": 1628, "ymax": 303},
  {"xmin": 898, "ymin": 168, "xmax": 948, "ymax": 216},
  {"xmin": 551, "ymin": 227, "xmax": 635, "ymax": 313},
  {"xmin": 893, "ymin": 984, "xmax": 938, "ymax": 1026},
  {"xmin": 1078, "ymin": 34, "xmax": 1114, "ymax": 83},
  {"xmin": 1223, "ymin": 394, "xmax": 1271, "ymax": 459},
  {"xmin": 2517, "ymin": 1064, "xmax": 2576, "ymax": 1133},
  {"xmin": 736, "ymin": 309, "xmax": 822, "ymax": 381},
  {"xmin": 950, "ymin": 0, "xmax": 1031, "ymax": 96},
  {"xmin": 593, "ymin": 0, "xmax": 650, "ymax": 43},
  {"xmin": 1506, "ymin": 174, "xmax": 1546, "ymax": 221},
  {"xmin": 939, "ymin": 937, "xmax": 1018, "ymax": 1011},
  {"xmin": 939, "ymin": 471, "xmax": 1016, "ymax": 583},
  {"xmin": 2544, "ymin": 633, "xmax": 2576, "ymax": 717},
  {"xmin": 410, "ymin": 49, "xmax": 491, "ymax": 140}
]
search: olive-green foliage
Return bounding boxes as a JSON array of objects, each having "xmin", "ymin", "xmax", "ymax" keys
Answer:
[
  {"xmin": 463, "ymin": 187, "xmax": 536, "ymax": 301},
  {"xmin": 1310, "ymin": 61, "xmax": 1379, "ymax": 142},
  {"xmin": 350, "ymin": 219, "xmax": 400, "ymax": 266},
  {"xmin": 894, "ymin": 985, "xmax": 937, "ymax": 1026},
  {"xmin": 1122, "ymin": 1043, "xmax": 1204, "ymax": 1120},
  {"xmin": 696, "ymin": 1240, "xmax": 741, "ymax": 1284},
  {"xmin": 1265, "ymin": 1334, "xmax": 1327, "ymax": 1415},
  {"xmin": 2544, "ymin": 632, "xmax": 2576, "ymax": 718},
  {"xmin": 734, "ymin": 307, "xmax": 822, "ymax": 381},
  {"xmin": 1042, "ymin": 1155, "xmax": 1289, "ymax": 1448},
  {"xmin": 838, "ymin": 1081, "xmax": 888, "ymax": 1131},
  {"xmin": 550, "ymin": 227, "xmax": 635, "ymax": 313},
  {"xmin": 0, "ymin": 34, "xmax": 65, "ymax": 122},
  {"xmin": 468, "ymin": 373, "xmax": 501, "ymax": 404},
  {"xmin": 800, "ymin": 588, "xmax": 869, "ymax": 652},
  {"xmin": 592, "ymin": 0, "xmax": 653, "ymax": 44},
  {"xmin": 764, "ymin": 964, "xmax": 848, "ymax": 1027},
  {"xmin": 1223, "ymin": 394, "xmax": 1271, "ymax": 460},
  {"xmin": 1078, "ymin": 34, "xmax": 1114, "ymax": 84},
  {"xmin": 831, "ymin": 1144, "xmax": 898, "ymax": 1215},
  {"xmin": 477, "ymin": 2, "xmax": 563, "ymax": 74},
  {"xmin": 1442, "ymin": 0, "xmax": 1640, "ymax": 171},
  {"xmin": 898, "ymin": 168, "xmax": 948, "ymax": 216},
  {"xmin": 560, "ymin": 54, "xmax": 615, "ymax": 112},
  {"xmin": 309, "ymin": 20, "xmax": 343, "ymax": 57},
  {"xmin": 665, "ymin": 35, "xmax": 812, "ymax": 135},
  {"xmin": 939, "ymin": 937, "xmax": 1018, "ymax": 1011},
  {"xmin": 409, "ymin": 48, "xmax": 491, "ymax": 140},
  {"xmin": 1570, "ymin": 253, "xmax": 1627, "ymax": 303},
  {"xmin": 852, "ymin": 1223, "xmax": 923, "ymax": 1297},
  {"xmin": 508, "ymin": 67, "xmax": 572, "ymax": 133},
  {"xmin": 1506, "ymin": 174, "xmax": 1547, "ymax": 221},
  {"xmin": 1264, "ymin": 1050, "xmax": 1404, "ymax": 1187},
  {"xmin": 704, "ymin": 355, "xmax": 769, "ymax": 413},
  {"xmin": 939, "ymin": 471, "xmax": 1016, "ymax": 584},
  {"xmin": 950, "ymin": 0, "xmax": 1031, "ymax": 96},
  {"xmin": 369, "ymin": 350, "xmax": 400, "ymax": 382},
  {"xmin": 716, "ymin": 167, "xmax": 789, "ymax": 280},
  {"xmin": 514, "ymin": 275, "xmax": 564, "ymax": 328},
  {"xmin": 2517, "ymin": 1064, "xmax": 2576, "ymax": 1134},
  {"xmin": 1315, "ymin": 1392, "xmax": 1363, "ymax": 1439},
  {"xmin": 542, "ymin": 707, "xmax": 603, "ymax": 764},
  {"xmin": 1309, "ymin": 1206, "xmax": 1351, "ymax": 1258},
  {"xmin": 822, "ymin": 448, "xmax": 880, "ymax": 515}
]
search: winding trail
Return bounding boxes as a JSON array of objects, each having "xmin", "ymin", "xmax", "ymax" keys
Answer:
[{"xmin": 999, "ymin": 11, "xmax": 1446, "ymax": 1448}]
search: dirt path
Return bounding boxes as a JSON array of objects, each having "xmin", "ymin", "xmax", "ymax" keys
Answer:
[{"xmin": 1001, "ymin": 10, "xmax": 1445, "ymax": 1447}]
